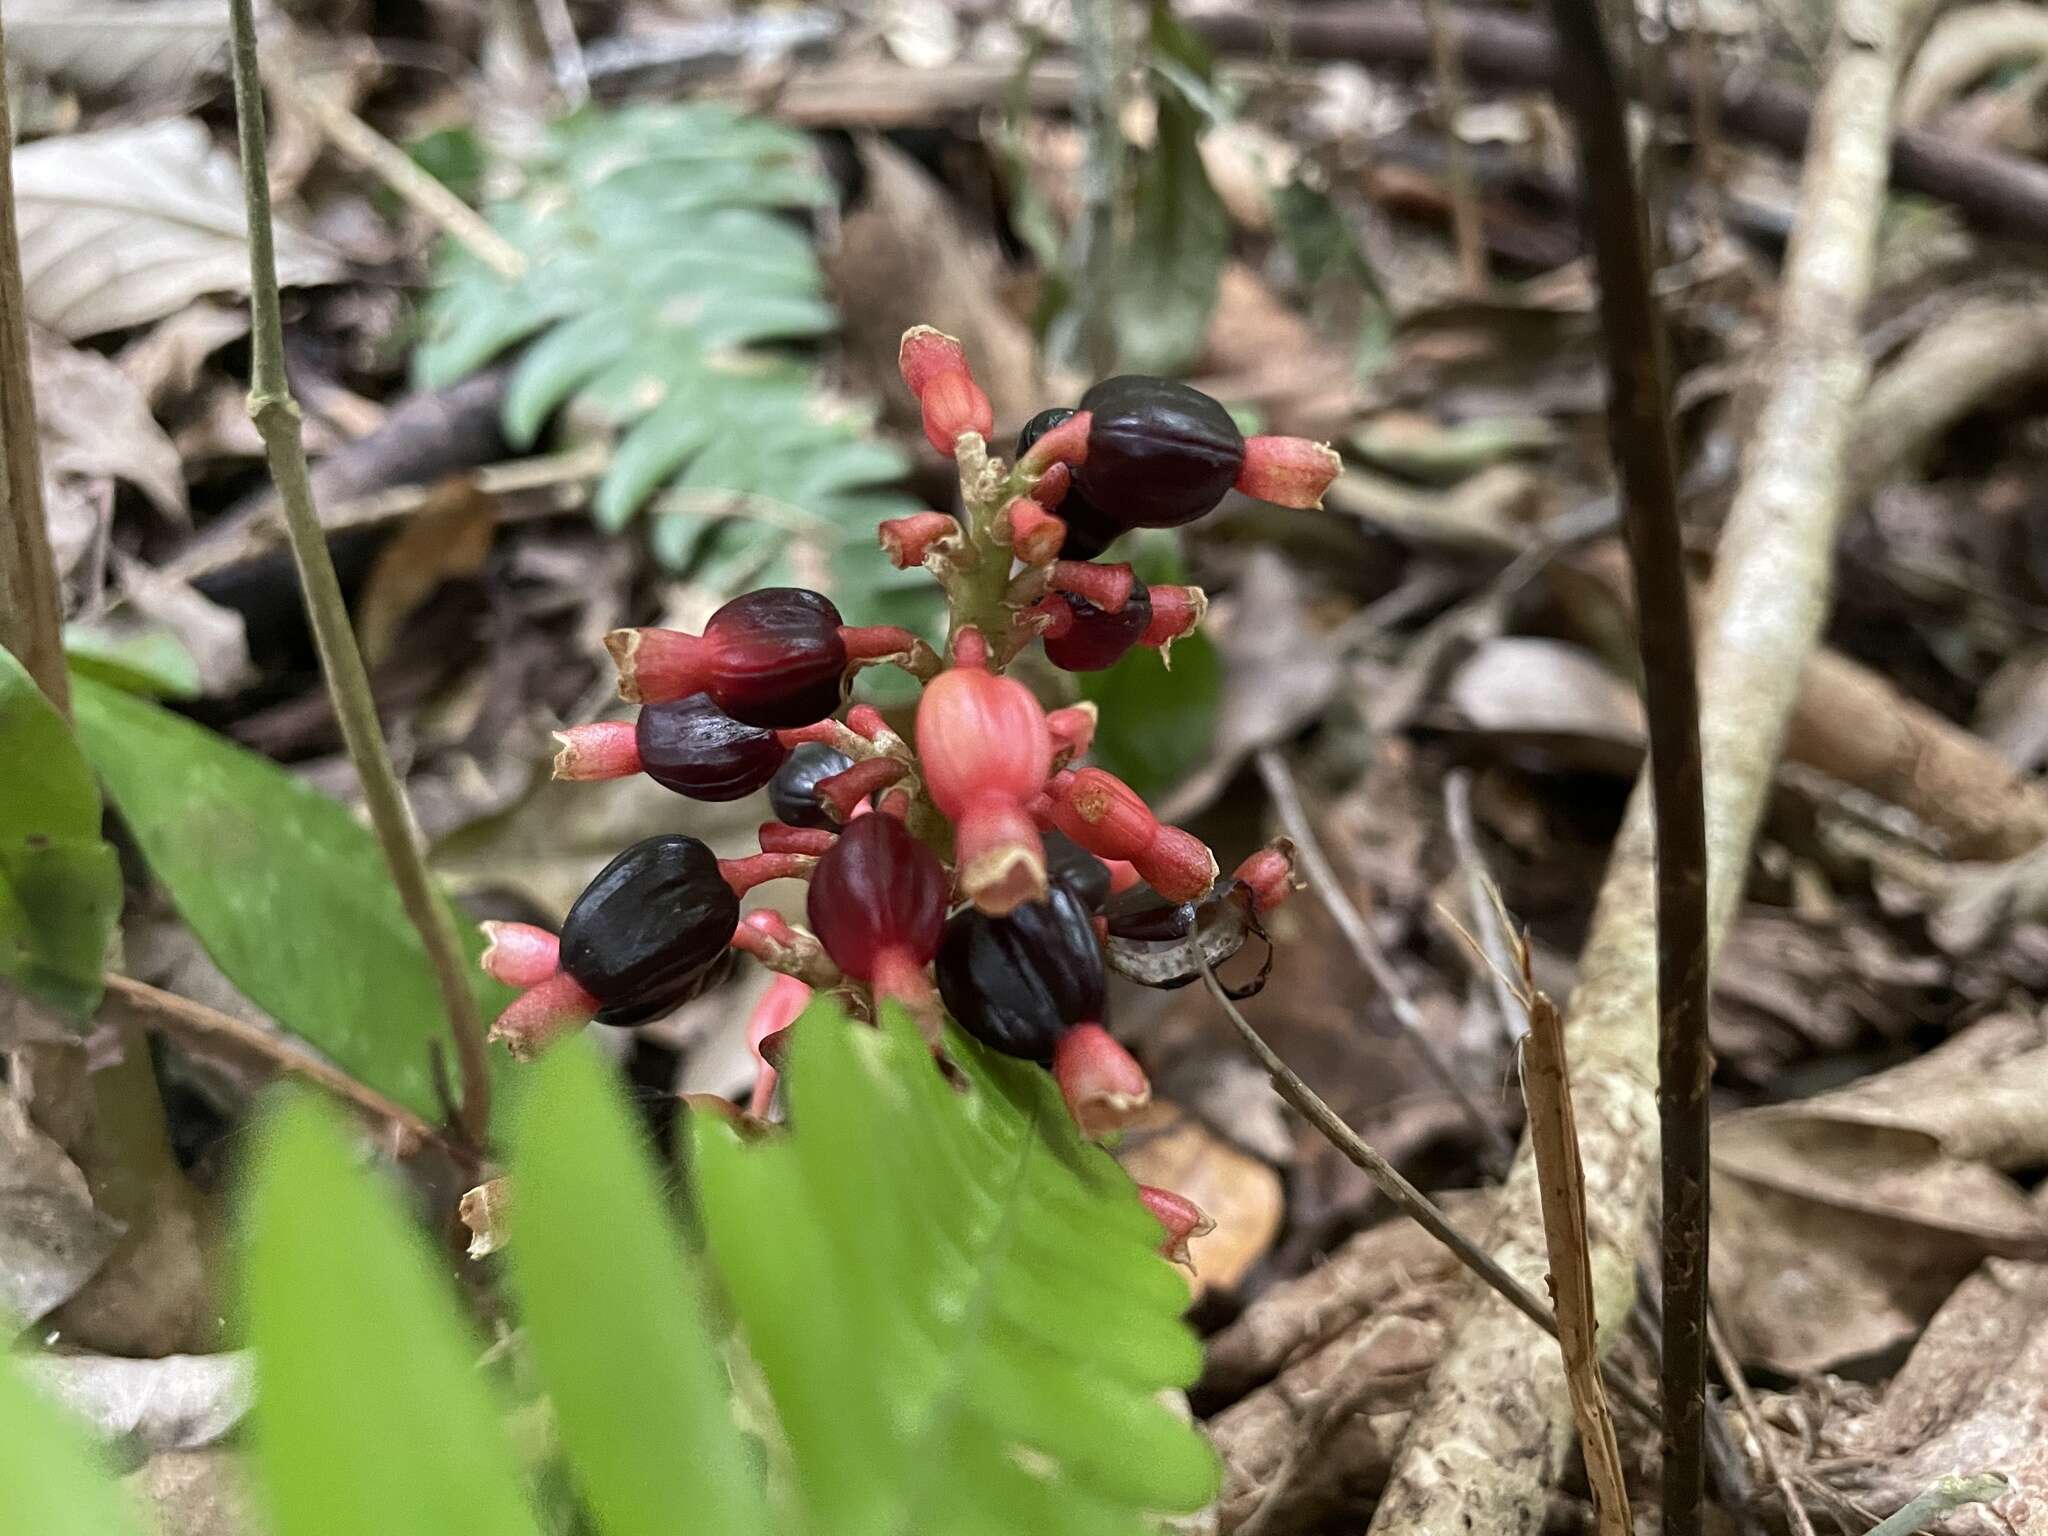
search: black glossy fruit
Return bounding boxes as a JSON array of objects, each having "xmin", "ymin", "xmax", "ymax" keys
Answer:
[
  {"xmin": 936, "ymin": 880, "xmax": 1107, "ymax": 1061},
  {"xmin": 1076, "ymin": 375, "xmax": 1244, "ymax": 530},
  {"xmin": 1018, "ymin": 407, "xmax": 1119, "ymax": 560},
  {"xmin": 560, "ymin": 835, "xmax": 740, "ymax": 1025},
  {"xmin": 768, "ymin": 742, "xmax": 856, "ymax": 828},
  {"xmin": 636, "ymin": 693, "xmax": 789, "ymax": 801},
  {"xmin": 1044, "ymin": 828, "xmax": 1112, "ymax": 911},
  {"xmin": 1044, "ymin": 580, "xmax": 1152, "ymax": 673}
]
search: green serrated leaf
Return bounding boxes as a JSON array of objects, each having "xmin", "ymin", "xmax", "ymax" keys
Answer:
[
  {"xmin": 507, "ymin": 1041, "xmax": 768, "ymax": 1536},
  {"xmin": 1079, "ymin": 630, "xmax": 1222, "ymax": 800},
  {"xmin": 0, "ymin": 1347, "xmax": 147, "ymax": 1536},
  {"xmin": 0, "ymin": 650, "xmax": 120, "ymax": 1017},
  {"xmin": 243, "ymin": 1098, "xmax": 541, "ymax": 1536},
  {"xmin": 69, "ymin": 675, "xmax": 512, "ymax": 1117},
  {"xmin": 694, "ymin": 1003, "xmax": 1217, "ymax": 1535}
]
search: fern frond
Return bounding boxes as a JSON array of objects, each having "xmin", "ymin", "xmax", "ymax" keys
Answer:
[{"xmin": 415, "ymin": 104, "xmax": 928, "ymax": 610}]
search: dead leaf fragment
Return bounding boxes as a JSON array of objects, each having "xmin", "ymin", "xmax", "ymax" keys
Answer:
[
  {"xmin": 19, "ymin": 1351, "xmax": 252, "ymax": 1459},
  {"xmin": 1442, "ymin": 636, "xmax": 1646, "ymax": 774},
  {"xmin": 31, "ymin": 328, "xmax": 187, "ymax": 522},
  {"xmin": 459, "ymin": 1178, "xmax": 511, "ymax": 1260},
  {"xmin": 0, "ymin": 1098, "xmax": 122, "ymax": 1325},
  {"xmin": 355, "ymin": 489, "xmax": 496, "ymax": 666},
  {"xmin": 14, "ymin": 118, "xmax": 340, "ymax": 338},
  {"xmin": 5, "ymin": 2, "xmax": 232, "ymax": 104}
]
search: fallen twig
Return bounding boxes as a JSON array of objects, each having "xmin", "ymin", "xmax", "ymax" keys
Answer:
[
  {"xmin": 1253, "ymin": 748, "xmax": 1514, "ymax": 1167},
  {"xmin": 1709, "ymin": 1309, "xmax": 1820, "ymax": 1536},
  {"xmin": 1419, "ymin": 0, "xmax": 1486, "ymax": 290},
  {"xmin": 1365, "ymin": 0, "xmax": 1910, "ymax": 1528},
  {"xmin": 1195, "ymin": 3, "xmax": 2048, "ymax": 242},
  {"xmin": 230, "ymin": 0, "xmax": 494, "ymax": 1151},
  {"xmin": 1546, "ymin": 0, "xmax": 1713, "ymax": 1524}
]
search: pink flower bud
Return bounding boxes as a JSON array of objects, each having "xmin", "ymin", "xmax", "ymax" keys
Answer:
[
  {"xmin": 1136, "ymin": 1184, "xmax": 1215, "ymax": 1267},
  {"xmin": 1050, "ymin": 560, "xmax": 1136, "ymax": 613},
  {"xmin": 479, "ymin": 921, "xmax": 561, "ymax": 988},
  {"xmin": 1053, "ymin": 1023, "xmax": 1151, "ymax": 1137},
  {"xmin": 917, "ymin": 659, "xmax": 1055, "ymax": 915},
  {"xmin": 551, "ymin": 721, "xmax": 642, "ymax": 781},
  {"xmin": 746, "ymin": 974, "xmax": 813, "ymax": 1118},
  {"xmin": 1235, "ymin": 435, "xmax": 1343, "ymax": 509},
  {"xmin": 1233, "ymin": 839, "xmax": 1300, "ymax": 912},
  {"xmin": 878, "ymin": 511, "xmax": 961, "ymax": 569},
  {"xmin": 1003, "ymin": 498, "xmax": 1066, "ymax": 564},
  {"xmin": 898, "ymin": 326, "xmax": 993, "ymax": 455},
  {"xmin": 489, "ymin": 971, "xmax": 600, "ymax": 1061}
]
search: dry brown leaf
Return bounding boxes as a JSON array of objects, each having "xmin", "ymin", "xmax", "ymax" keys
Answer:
[
  {"xmin": 20, "ymin": 1351, "xmax": 251, "ymax": 1458},
  {"xmin": 114, "ymin": 300, "xmax": 249, "ymax": 412},
  {"xmin": 354, "ymin": 490, "xmax": 497, "ymax": 666},
  {"xmin": 1713, "ymin": 1013, "xmax": 2048, "ymax": 1374},
  {"xmin": 1198, "ymin": 264, "xmax": 1359, "ymax": 440},
  {"xmin": 1440, "ymin": 635, "xmax": 1646, "ymax": 774},
  {"xmin": 0, "ymin": 1097, "xmax": 122, "ymax": 1325},
  {"xmin": 112, "ymin": 553, "xmax": 252, "ymax": 696},
  {"xmin": 1116, "ymin": 1099, "xmax": 1283, "ymax": 1299},
  {"xmin": 31, "ymin": 328, "xmax": 187, "ymax": 522},
  {"xmin": 14, "ymin": 119, "xmax": 340, "ymax": 339},
  {"xmin": 4, "ymin": 1, "xmax": 233, "ymax": 103}
]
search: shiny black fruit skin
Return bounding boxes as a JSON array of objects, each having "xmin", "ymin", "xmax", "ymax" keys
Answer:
[
  {"xmin": 936, "ymin": 879, "xmax": 1107, "ymax": 1061},
  {"xmin": 1076, "ymin": 376, "xmax": 1244, "ymax": 530},
  {"xmin": 1017, "ymin": 407, "xmax": 1119, "ymax": 559},
  {"xmin": 636, "ymin": 694, "xmax": 789, "ymax": 801},
  {"xmin": 561, "ymin": 836, "xmax": 740, "ymax": 1025},
  {"xmin": 1044, "ymin": 581, "xmax": 1152, "ymax": 673},
  {"xmin": 768, "ymin": 743, "xmax": 855, "ymax": 828},
  {"xmin": 1044, "ymin": 828, "xmax": 1112, "ymax": 911}
]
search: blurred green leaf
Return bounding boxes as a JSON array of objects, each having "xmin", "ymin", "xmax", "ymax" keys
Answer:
[
  {"xmin": 243, "ymin": 1098, "xmax": 540, "ymax": 1536},
  {"xmin": 1272, "ymin": 177, "xmax": 1391, "ymax": 372},
  {"xmin": 1114, "ymin": 4, "xmax": 1228, "ymax": 375},
  {"xmin": 417, "ymin": 103, "xmax": 931, "ymax": 622},
  {"xmin": 64, "ymin": 620, "xmax": 202, "ymax": 698},
  {"xmin": 0, "ymin": 1345, "xmax": 147, "ymax": 1536},
  {"xmin": 0, "ymin": 649, "xmax": 120, "ymax": 1017},
  {"xmin": 508, "ymin": 1041, "xmax": 768, "ymax": 1536},
  {"xmin": 69, "ymin": 675, "xmax": 512, "ymax": 1117},
  {"xmin": 1078, "ymin": 629, "xmax": 1222, "ymax": 800}
]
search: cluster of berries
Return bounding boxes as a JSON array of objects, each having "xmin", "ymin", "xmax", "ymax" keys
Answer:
[{"xmin": 478, "ymin": 328, "xmax": 1337, "ymax": 1255}]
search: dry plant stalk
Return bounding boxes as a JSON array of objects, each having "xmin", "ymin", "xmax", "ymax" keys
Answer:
[
  {"xmin": 0, "ymin": 8, "xmax": 65, "ymax": 712},
  {"xmin": 1515, "ymin": 946, "xmax": 1631, "ymax": 1536},
  {"xmin": 1366, "ymin": 0, "xmax": 1909, "ymax": 1530}
]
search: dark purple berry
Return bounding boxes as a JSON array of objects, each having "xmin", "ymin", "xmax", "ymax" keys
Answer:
[
  {"xmin": 1019, "ymin": 407, "xmax": 1119, "ymax": 559},
  {"xmin": 561, "ymin": 835, "xmax": 740, "ymax": 1024},
  {"xmin": 1044, "ymin": 580, "xmax": 1153, "ymax": 673},
  {"xmin": 937, "ymin": 880, "xmax": 1107, "ymax": 1060},
  {"xmin": 1076, "ymin": 375, "xmax": 1245, "ymax": 530},
  {"xmin": 768, "ymin": 742, "xmax": 856, "ymax": 828},
  {"xmin": 806, "ymin": 813, "xmax": 949, "ymax": 981},
  {"xmin": 635, "ymin": 694, "xmax": 789, "ymax": 801},
  {"xmin": 705, "ymin": 587, "xmax": 847, "ymax": 728},
  {"xmin": 1044, "ymin": 828, "xmax": 1112, "ymax": 911}
]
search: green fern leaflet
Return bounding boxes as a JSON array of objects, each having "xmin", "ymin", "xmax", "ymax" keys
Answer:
[{"xmin": 416, "ymin": 105, "xmax": 932, "ymax": 624}]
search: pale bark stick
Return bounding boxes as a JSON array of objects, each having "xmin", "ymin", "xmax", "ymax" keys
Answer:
[{"xmin": 1365, "ymin": 2, "xmax": 1909, "ymax": 1532}]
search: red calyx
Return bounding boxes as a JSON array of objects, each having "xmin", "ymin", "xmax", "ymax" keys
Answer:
[
  {"xmin": 917, "ymin": 656, "xmax": 1056, "ymax": 915},
  {"xmin": 1235, "ymin": 435, "xmax": 1343, "ymax": 509},
  {"xmin": 1139, "ymin": 585, "xmax": 1207, "ymax": 653},
  {"xmin": 812, "ymin": 755, "xmax": 908, "ymax": 821},
  {"xmin": 552, "ymin": 721, "xmax": 641, "ymax": 781},
  {"xmin": 1003, "ymin": 498, "xmax": 1066, "ymax": 564},
  {"xmin": 745, "ymin": 974, "xmax": 813, "ymax": 1118},
  {"xmin": 1046, "ymin": 767, "xmax": 1218, "ymax": 902},
  {"xmin": 489, "ymin": 971, "xmax": 600, "ymax": 1061},
  {"xmin": 718, "ymin": 851, "xmax": 818, "ymax": 896},
  {"xmin": 805, "ymin": 813, "xmax": 949, "ymax": 984},
  {"xmin": 757, "ymin": 822, "xmax": 838, "ymax": 856},
  {"xmin": 1049, "ymin": 560, "xmax": 1136, "ymax": 614},
  {"xmin": 1015, "ymin": 409, "xmax": 1090, "ymax": 477},
  {"xmin": 1045, "ymin": 703, "xmax": 1098, "ymax": 764},
  {"xmin": 1136, "ymin": 1184, "xmax": 1215, "ymax": 1267},
  {"xmin": 898, "ymin": 326, "xmax": 994, "ymax": 455},
  {"xmin": 1233, "ymin": 839, "xmax": 1300, "ymax": 912},
  {"xmin": 1053, "ymin": 1023, "xmax": 1151, "ymax": 1137},
  {"xmin": 730, "ymin": 910, "xmax": 840, "ymax": 988},
  {"xmin": 878, "ymin": 511, "xmax": 961, "ymax": 570},
  {"xmin": 479, "ymin": 921, "xmax": 561, "ymax": 987}
]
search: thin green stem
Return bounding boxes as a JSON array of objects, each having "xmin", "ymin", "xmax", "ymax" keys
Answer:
[{"xmin": 227, "ymin": 0, "xmax": 491, "ymax": 1151}]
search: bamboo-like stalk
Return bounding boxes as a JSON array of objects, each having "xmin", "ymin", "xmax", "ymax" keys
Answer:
[
  {"xmin": 0, "ymin": 8, "xmax": 66, "ymax": 713},
  {"xmin": 227, "ymin": 0, "xmax": 492, "ymax": 1151},
  {"xmin": 1544, "ymin": 0, "xmax": 1713, "ymax": 1528}
]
